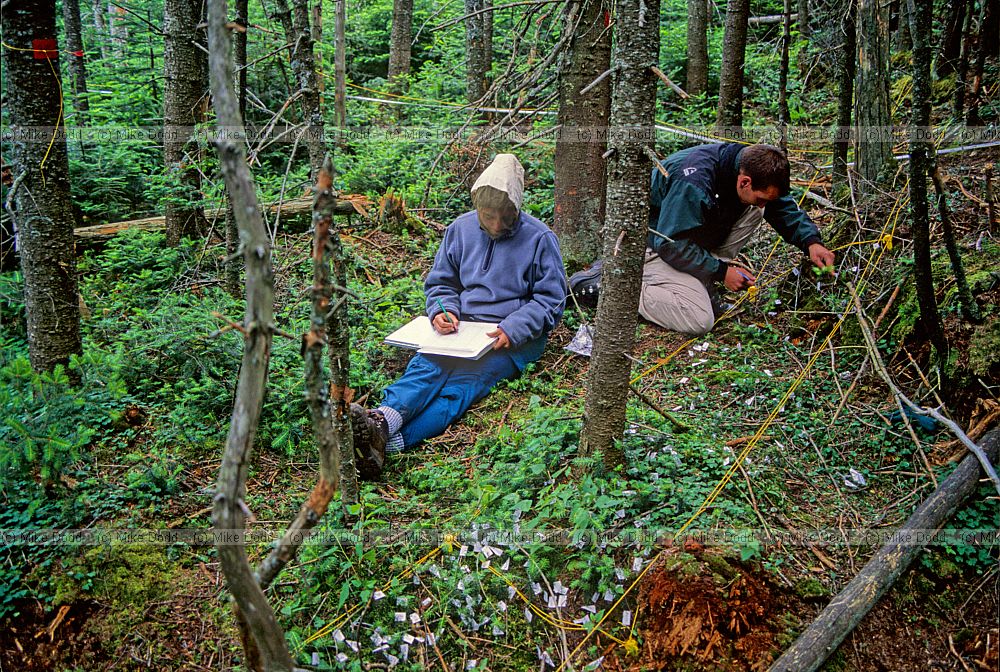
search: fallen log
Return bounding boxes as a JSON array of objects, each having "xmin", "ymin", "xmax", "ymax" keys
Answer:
[
  {"xmin": 768, "ymin": 426, "xmax": 999, "ymax": 672},
  {"xmin": 749, "ymin": 13, "xmax": 798, "ymax": 24},
  {"xmin": 73, "ymin": 197, "xmax": 361, "ymax": 241}
]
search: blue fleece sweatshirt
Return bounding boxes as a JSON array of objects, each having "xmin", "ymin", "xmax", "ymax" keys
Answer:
[{"xmin": 424, "ymin": 210, "xmax": 566, "ymax": 369}]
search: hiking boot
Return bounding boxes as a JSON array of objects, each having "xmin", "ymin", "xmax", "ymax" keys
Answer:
[
  {"xmin": 350, "ymin": 403, "xmax": 388, "ymax": 480},
  {"xmin": 708, "ymin": 287, "xmax": 738, "ymax": 320},
  {"xmin": 568, "ymin": 261, "xmax": 603, "ymax": 309}
]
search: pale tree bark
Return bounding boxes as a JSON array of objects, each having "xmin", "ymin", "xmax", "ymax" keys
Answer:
[
  {"xmin": 906, "ymin": 0, "xmax": 946, "ymax": 358},
  {"xmin": 553, "ymin": 0, "xmax": 612, "ymax": 268},
  {"xmin": 3, "ymin": 0, "xmax": 83, "ymax": 375},
  {"xmin": 686, "ymin": 0, "xmax": 709, "ymax": 95},
  {"xmin": 580, "ymin": 0, "xmax": 659, "ymax": 470},
  {"xmin": 387, "ymin": 0, "xmax": 414, "ymax": 95},
  {"xmin": 832, "ymin": 0, "xmax": 855, "ymax": 198},
  {"xmin": 716, "ymin": 0, "xmax": 750, "ymax": 132},
  {"xmin": 854, "ymin": 0, "xmax": 891, "ymax": 189},
  {"xmin": 207, "ymin": 1, "xmax": 299, "ymax": 669},
  {"xmin": 92, "ymin": 0, "xmax": 110, "ymax": 60},
  {"xmin": 465, "ymin": 0, "xmax": 491, "ymax": 107},
  {"xmin": 335, "ymin": 0, "xmax": 346, "ymax": 127},
  {"xmin": 63, "ymin": 0, "xmax": 90, "ymax": 121},
  {"xmin": 164, "ymin": 0, "xmax": 209, "ymax": 246},
  {"xmin": 797, "ymin": 0, "xmax": 810, "ymax": 38},
  {"xmin": 109, "ymin": 2, "xmax": 128, "ymax": 58},
  {"xmin": 778, "ymin": 0, "xmax": 792, "ymax": 150},
  {"xmin": 274, "ymin": 0, "xmax": 327, "ymax": 181}
]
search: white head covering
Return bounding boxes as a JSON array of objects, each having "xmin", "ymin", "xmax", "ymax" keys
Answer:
[{"xmin": 470, "ymin": 154, "xmax": 524, "ymax": 211}]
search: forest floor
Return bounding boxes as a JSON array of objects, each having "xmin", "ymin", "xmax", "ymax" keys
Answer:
[{"xmin": 2, "ymin": 150, "xmax": 999, "ymax": 672}]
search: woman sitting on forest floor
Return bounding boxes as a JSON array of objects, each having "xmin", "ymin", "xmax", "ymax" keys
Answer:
[{"xmin": 349, "ymin": 154, "xmax": 567, "ymax": 478}]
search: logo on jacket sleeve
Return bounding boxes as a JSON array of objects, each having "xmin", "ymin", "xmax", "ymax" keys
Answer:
[{"xmin": 683, "ymin": 167, "xmax": 698, "ymax": 176}]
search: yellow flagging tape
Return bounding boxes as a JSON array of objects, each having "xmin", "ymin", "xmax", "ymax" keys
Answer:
[
  {"xmin": 1, "ymin": 40, "xmax": 65, "ymax": 185},
  {"xmin": 562, "ymin": 184, "xmax": 907, "ymax": 670}
]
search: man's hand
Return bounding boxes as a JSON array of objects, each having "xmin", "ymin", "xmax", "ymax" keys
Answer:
[
  {"xmin": 724, "ymin": 265, "xmax": 756, "ymax": 292},
  {"xmin": 487, "ymin": 327, "xmax": 510, "ymax": 349},
  {"xmin": 432, "ymin": 311, "xmax": 459, "ymax": 334},
  {"xmin": 808, "ymin": 243, "xmax": 835, "ymax": 273}
]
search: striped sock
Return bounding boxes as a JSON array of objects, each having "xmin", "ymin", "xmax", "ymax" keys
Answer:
[
  {"xmin": 386, "ymin": 432, "xmax": 405, "ymax": 454},
  {"xmin": 377, "ymin": 406, "xmax": 403, "ymax": 435}
]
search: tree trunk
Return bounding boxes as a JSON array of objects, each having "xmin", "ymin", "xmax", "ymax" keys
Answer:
[
  {"xmin": 109, "ymin": 2, "xmax": 128, "ymax": 58},
  {"xmin": 906, "ymin": 0, "xmax": 946, "ymax": 358},
  {"xmin": 832, "ymin": 0, "xmax": 856, "ymax": 199},
  {"xmin": 778, "ymin": 0, "xmax": 792, "ymax": 150},
  {"xmin": 936, "ymin": 0, "xmax": 966, "ymax": 77},
  {"xmin": 207, "ymin": 0, "xmax": 296, "ymax": 668},
  {"xmin": 465, "ymin": 0, "xmax": 491, "ymax": 107},
  {"xmin": 797, "ymin": 0, "xmax": 810, "ymax": 38},
  {"xmin": 716, "ymin": 0, "xmax": 750, "ymax": 132},
  {"xmin": 387, "ymin": 0, "xmax": 413, "ymax": 95},
  {"xmin": 63, "ymin": 0, "xmax": 90, "ymax": 121},
  {"xmin": 769, "ymin": 427, "xmax": 1000, "ymax": 672},
  {"xmin": 225, "ymin": 0, "xmax": 249, "ymax": 298},
  {"xmin": 953, "ymin": 1, "xmax": 974, "ymax": 119},
  {"xmin": 686, "ymin": 0, "xmax": 709, "ymax": 95},
  {"xmin": 164, "ymin": 0, "xmax": 209, "ymax": 247},
  {"xmin": 854, "ymin": 0, "xmax": 891, "ymax": 189},
  {"xmin": 894, "ymin": 0, "xmax": 911, "ymax": 51},
  {"xmin": 580, "ymin": 0, "xmax": 659, "ymax": 470},
  {"xmin": 553, "ymin": 0, "xmax": 612, "ymax": 269},
  {"xmin": 274, "ymin": 0, "xmax": 327, "ymax": 181},
  {"xmin": 92, "ymin": 0, "xmax": 109, "ymax": 60},
  {"xmin": 3, "ymin": 0, "xmax": 83, "ymax": 374},
  {"xmin": 966, "ymin": 0, "xmax": 991, "ymax": 126},
  {"xmin": 334, "ymin": 0, "xmax": 346, "ymax": 128},
  {"xmin": 931, "ymin": 167, "xmax": 981, "ymax": 323}
]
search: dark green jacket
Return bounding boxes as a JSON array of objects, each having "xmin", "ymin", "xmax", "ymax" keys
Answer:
[{"xmin": 647, "ymin": 143, "xmax": 823, "ymax": 284}]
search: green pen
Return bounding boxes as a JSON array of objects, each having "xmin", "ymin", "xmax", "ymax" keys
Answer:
[{"xmin": 436, "ymin": 298, "xmax": 458, "ymax": 331}]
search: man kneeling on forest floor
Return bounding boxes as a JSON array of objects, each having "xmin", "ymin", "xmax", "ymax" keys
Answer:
[
  {"xmin": 569, "ymin": 143, "xmax": 835, "ymax": 335},
  {"xmin": 350, "ymin": 154, "xmax": 567, "ymax": 478}
]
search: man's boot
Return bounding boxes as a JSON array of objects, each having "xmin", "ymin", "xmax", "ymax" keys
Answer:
[
  {"xmin": 568, "ymin": 261, "xmax": 603, "ymax": 308},
  {"xmin": 349, "ymin": 403, "xmax": 388, "ymax": 480}
]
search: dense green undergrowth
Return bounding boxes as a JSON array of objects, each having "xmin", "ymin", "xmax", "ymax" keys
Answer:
[{"xmin": 2, "ymin": 215, "xmax": 996, "ymax": 670}]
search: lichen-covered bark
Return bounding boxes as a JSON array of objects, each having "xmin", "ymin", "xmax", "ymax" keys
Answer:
[
  {"xmin": 580, "ymin": 0, "xmax": 659, "ymax": 470},
  {"xmin": 63, "ymin": 0, "xmax": 90, "ymax": 120},
  {"xmin": 387, "ymin": 0, "xmax": 413, "ymax": 94},
  {"xmin": 716, "ymin": 0, "xmax": 749, "ymax": 131},
  {"xmin": 465, "ymin": 0, "xmax": 491, "ymax": 106},
  {"xmin": 686, "ymin": 0, "xmax": 708, "ymax": 95},
  {"xmin": 334, "ymin": 0, "xmax": 346, "ymax": 127},
  {"xmin": 553, "ymin": 0, "xmax": 611, "ymax": 268},
  {"xmin": 3, "ymin": 0, "xmax": 83, "ymax": 374},
  {"xmin": 854, "ymin": 0, "xmax": 891, "ymax": 188},
  {"xmin": 274, "ymin": 0, "xmax": 327, "ymax": 181},
  {"xmin": 164, "ymin": 0, "xmax": 208, "ymax": 246}
]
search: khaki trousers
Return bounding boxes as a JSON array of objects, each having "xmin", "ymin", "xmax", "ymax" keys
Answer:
[{"xmin": 638, "ymin": 206, "xmax": 764, "ymax": 335}]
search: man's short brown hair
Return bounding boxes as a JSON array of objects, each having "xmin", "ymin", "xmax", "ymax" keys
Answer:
[{"xmin": 739, "ymin": 144, "xmax": 791, "ymax": 196}]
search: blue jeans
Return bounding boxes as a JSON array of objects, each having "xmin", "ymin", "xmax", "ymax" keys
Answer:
[{"xmin": 382, "ymin": 350, "xmax": 521, "ymax": 447}]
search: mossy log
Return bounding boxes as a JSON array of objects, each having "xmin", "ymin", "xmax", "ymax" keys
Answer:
[{"xmin": 769, "ymin": 426, "xmax": 1000, "ymax": 672}]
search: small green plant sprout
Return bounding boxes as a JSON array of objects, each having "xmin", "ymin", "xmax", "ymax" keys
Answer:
[{"xmin": 812, "ymin": 264, "xmax": 836, "ymax": 277}]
